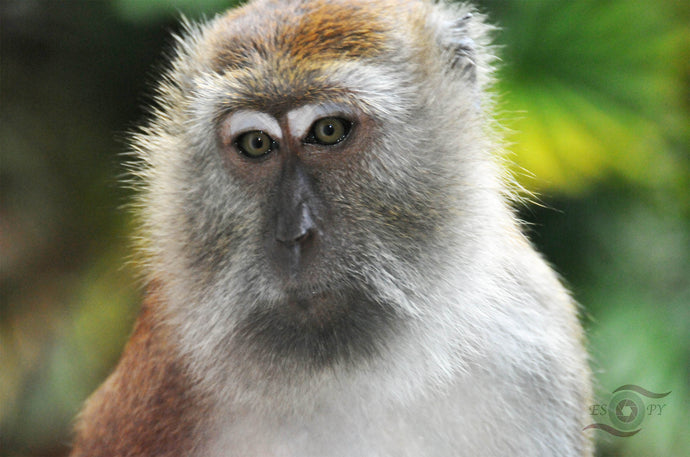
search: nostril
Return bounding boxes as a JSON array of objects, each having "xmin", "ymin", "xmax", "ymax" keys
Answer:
[
  {"xmin": 292, "ymin": 228, "xmax": 313, "ymax": 245},
  {"xmin": 276, "ymin": 227, "xmax": 311, "ymax": 245},
  {"xmin": 275, "ymin": 202, "xmax": 316, "ymax": 246}
]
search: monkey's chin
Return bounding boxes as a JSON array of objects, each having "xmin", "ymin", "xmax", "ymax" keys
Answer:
[{"xmin": 233, "ymin": 285, "xmax": 400, "ymax": 370}]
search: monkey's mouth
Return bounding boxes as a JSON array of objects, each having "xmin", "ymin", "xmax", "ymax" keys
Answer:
[
  {"xmin": 234, "ymin": 284, "xmax": 400, "ymax": 369},
  {"xmin": 284, "ymin": 288, "xmax": 346, "ymax": 323}
]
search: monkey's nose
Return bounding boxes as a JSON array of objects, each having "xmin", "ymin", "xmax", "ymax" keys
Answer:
[{"xmin": 275, "ymin": 202, "xmax": 316, "ymax": 246}]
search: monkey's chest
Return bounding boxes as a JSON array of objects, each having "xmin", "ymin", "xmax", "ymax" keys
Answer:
[
  {"xmin": 200, "ymin": 381, "xmax": 495, "ymax": 457},
  {"xmin": 203, "ymin": 407, "xmax": 440, "ymax": 457}
]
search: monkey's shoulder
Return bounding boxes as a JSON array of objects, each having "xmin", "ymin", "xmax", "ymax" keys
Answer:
[{"xmin": 70, "ymin": 291, "xmax": 207, "ymax": 457}]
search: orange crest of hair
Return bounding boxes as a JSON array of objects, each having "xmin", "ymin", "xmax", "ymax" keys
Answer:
[{"xmin": 206, "ymin": 0, "xmax": 425, "ymax": 71}]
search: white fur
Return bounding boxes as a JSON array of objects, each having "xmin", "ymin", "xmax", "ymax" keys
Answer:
[{"xmin": 224, "ymin": 110, "xmax": 283, "ymax": 139}]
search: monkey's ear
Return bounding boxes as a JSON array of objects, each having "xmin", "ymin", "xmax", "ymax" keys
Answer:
[{"xmin": 442, "ymin": 12, "xmax": 477, "ymax": 80}]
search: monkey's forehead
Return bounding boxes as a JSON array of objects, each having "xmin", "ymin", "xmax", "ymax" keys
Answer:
[
  {"xmin": 176, "ymin": 0, "xmax": 430, "ymax": 115},
  {"xmin": 201, "ymin": 0, "xmax": 425, "ymax": 71}
]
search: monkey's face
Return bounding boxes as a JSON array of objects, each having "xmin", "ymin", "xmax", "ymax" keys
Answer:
[
  {"xmin": 143, "ymin": 0, "xmax": 486, "ymax": 370},
  {"xmin": 217, "ymin": 103, "xmax": 375, "ymax": 289}
]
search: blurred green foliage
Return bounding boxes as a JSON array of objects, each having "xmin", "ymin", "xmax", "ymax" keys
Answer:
[
  {"xmin": 495, "ymin": 0, "xmax": 688, "ymax": 195},
  {"xmin": 1, "ymin": 0, "xmax": 688, "ymax": 456}
]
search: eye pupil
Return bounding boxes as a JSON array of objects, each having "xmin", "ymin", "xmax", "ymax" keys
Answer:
[{"xmin": 251, "ymin": 136, "xmax": 264, "ymax": 149}]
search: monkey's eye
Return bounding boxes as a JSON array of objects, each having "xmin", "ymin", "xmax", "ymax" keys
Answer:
[
  {"xmin": 305, "ymin": 117, "xmax": 352, "ymax": 146},
  {"xmin": 235, "ymin": 131, "xmax": 274, "ymax": 158}
]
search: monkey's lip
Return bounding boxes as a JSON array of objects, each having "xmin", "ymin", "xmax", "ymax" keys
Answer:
[{"xmin": 282, "ymin": 286, "xmax": 353, "ymax": 322}]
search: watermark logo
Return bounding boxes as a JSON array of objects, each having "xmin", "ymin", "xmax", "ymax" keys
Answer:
[{"xmin": 584, "ymin": 384, "xmax": 671, "ymax": 437}]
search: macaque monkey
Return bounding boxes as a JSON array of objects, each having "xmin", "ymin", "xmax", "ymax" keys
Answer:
[{"xmin": 70, "ymin": 0, "xmax": 592, "ymax": 455}]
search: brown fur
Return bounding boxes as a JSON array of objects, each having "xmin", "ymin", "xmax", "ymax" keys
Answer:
[
  {"xmin": 197, "ymin": 0, "xmax": 409, "ymax": 115},
  {"xmin": 70, "ymin": 287, "xmax": 208, "ymax": 456},
  {"xmin": 209, "ymin": 0, "xmax": 392, "ymax": 71}
]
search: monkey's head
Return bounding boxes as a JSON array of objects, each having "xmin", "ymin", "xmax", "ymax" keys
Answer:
[{"xmin": 134, "ymin": 0, "xmax": 500, "ymax": 382}]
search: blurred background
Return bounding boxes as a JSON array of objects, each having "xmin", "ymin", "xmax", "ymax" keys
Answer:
[{"xmin": 1, "ymin": 0, "xmax": 688, "ymax": 455}]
